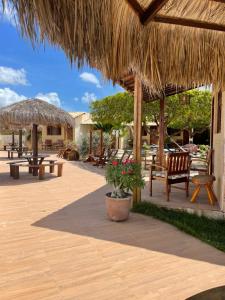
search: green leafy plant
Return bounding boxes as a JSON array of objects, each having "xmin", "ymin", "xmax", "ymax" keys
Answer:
[
  {"xmin": 105, "ymin": 160, "xmax": 145, "ymax": 198},
  {"xmin": 79, "ymin": 137, "xmax": 89, "ymax": 158}
]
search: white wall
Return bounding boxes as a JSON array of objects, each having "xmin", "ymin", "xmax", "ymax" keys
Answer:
[
  {"xmin": 74, "ymin": 114, "xmax": 92, "ymax": 147},
  {"xmin": 0, "ymin": 134, "xmax": 26, "ymax": 147},
  {"xmin": 212, "ymin": 89, "xmax": 225, "ymax": 211}
]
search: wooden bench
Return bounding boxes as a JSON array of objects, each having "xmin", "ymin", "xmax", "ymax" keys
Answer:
[
  {"xmin": 10, "ymin": 161, "xmax": 63, "ymax": 180},
  {"xmin": 38, "ymin": 162, "xmax": 63, "ymax": 180},
  {"xmin": 8, "ymin": 161, "xmax": 27, "ymax": 176}
]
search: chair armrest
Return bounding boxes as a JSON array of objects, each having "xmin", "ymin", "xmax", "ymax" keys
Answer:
[
  {"xmin": 150, "ymin": 164, "xmax": 167, "ymax": 170},
  {"xmin": 190, "ymin": 158, "xmax": 207, "ymax": 164}
]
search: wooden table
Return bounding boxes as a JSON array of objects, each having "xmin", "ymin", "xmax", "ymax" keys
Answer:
[
  {"xmin": 8, "ymin": 147, "xmax": 29, "ymax": 159},
  {"xmin": 22, "ymin": 154, "xmax": 49, "ymax": 176},
  {"xmin": 190, "ymin": 175, "xmax": 217, "ymax": 205}
]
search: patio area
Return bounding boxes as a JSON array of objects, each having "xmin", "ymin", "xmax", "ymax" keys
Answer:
[{"xmin": 1, "ymin": 152, "xmax": 225, "ymax": 300}]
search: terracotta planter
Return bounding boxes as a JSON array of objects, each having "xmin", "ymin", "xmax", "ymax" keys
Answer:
[{"xmin": 105, "ymin": 193, "xmax": 131, "ymax": 222}]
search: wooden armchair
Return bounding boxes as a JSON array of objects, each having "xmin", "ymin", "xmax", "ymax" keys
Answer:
[
  {"xmin": 149, "ymin": 152, "xmax": 190, "ymax": 201},
  {"xmin": 120, "ymin": 150, "xmax": 133, "ymax": 163},
  {"xmin": 190, "ymin": 149, "xmax": 213, "ymax": 175},
  {"xmin": 42, "ymin": 139, "xmax": 52, "ymax": 150}
]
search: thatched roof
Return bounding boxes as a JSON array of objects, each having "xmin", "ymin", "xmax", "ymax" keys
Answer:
[
  {"xmin": 0, "ymin": 99, "xmax": 74, "ymax": 128},
  {"xmin": 2, "ymin": 1, "xmax": 225, "ymax": 92}
]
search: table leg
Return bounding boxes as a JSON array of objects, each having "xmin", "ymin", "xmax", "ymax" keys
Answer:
[
  {"xmin": 209, "ymin": 184, "xmax": 218, "ymax": 204},
  {"xmin": 205, "ymin": 184, "xmax": 216, "ymax": 205},
  {"xmin": 39, "ymin": 165, "xmax": 45, "ymax": 180},
  {"xmin": 190, "ymin": 185, "xmax": 201, "ymax": 203},
  {"xmin": 8, "ymin": 151, "xmax": 10, "ymax": 158},
  {"xmin": 49, "ymin": 160, "xmax": 55, "ymax": 173}
]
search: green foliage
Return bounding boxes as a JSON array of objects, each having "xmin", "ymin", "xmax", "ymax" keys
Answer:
[
  {"xmin": 94, "ymin": 123, "xmax": 113, "ymax": 133},
  {"xmin": 90, "ymin": 90, "xmax": 212, "ymax": 135},
  {"xmin": 168, "ymin": 90, "xmax": 212, "ymax": 133},
  {"xmin": 90, "ymin": 92, "xmax": 134, "ymax": 127},
  {"xmin": 79, "ymin": 137, "xmax": 89, "ymax": 158},
  {"xmin": 105, "ymin": 160, "xmax": 145, "ymax": 198},
  {"xmin": 132, "ymin": 202, "xmax": 225, "ymax": 253},
  {"xmin": 79, "ymin": 132, "xmax": 112, "ymax": 158}
]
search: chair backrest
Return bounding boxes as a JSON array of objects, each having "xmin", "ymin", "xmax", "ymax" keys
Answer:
[
  {"xmin": 45, "ymin": 139, "xmax": 52, "ymax": 145},
  {"xmin": 57, "ymin": 140, "xmax": 64, "ymax": 146},
  {"xmin": 167, "ymin": 152, "xmax": 190, "ymax": 176},
  {"xmin": 110, "ymin": 149, "xmax": 118, "ymax": 160},
  {"xmin": 121, "ymin": 150, "xmax": 132, "ymax": 163}
]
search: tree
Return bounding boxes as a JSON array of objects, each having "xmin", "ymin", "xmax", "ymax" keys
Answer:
[
  {"xmin": 90, "ymin": 90, "xmax": 212, "ymax": 138},
  {"xmin": 90, "ymin": 92, "xmax": 133, "ymax": 128},
  {"xmin": 168, "ymin": 90, "xmax": 212, "ymax": 137}
]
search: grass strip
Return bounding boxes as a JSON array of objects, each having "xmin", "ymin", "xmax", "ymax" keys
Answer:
[{"xmin": 132, "ymin": 201, "xmax": 225, "ymax": 253}]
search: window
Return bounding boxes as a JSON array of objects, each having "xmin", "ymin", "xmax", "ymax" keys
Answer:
[
  {"xmin": 47, "ymin": 126, "xmax": 61, "ymax": 136},
  {"xmin": 217, "ymin": 90, "xmax": 222, "ymax": 133}
]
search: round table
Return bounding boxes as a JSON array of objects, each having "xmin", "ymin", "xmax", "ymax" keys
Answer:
[{"xmin": 190, "ymin": 175, "xmax": 217, "ymax": 205}]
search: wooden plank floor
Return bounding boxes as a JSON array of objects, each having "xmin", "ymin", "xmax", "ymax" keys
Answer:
[{"xmin": 0, "ymin": 153, "xmax": 225, "ymax": 300}]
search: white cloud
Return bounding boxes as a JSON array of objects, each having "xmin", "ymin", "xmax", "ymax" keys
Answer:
[
  {"xmin": 0, "ymin": 88, "xmax": 26, "ymax": 107},
  {"xmin": 36, "ymin": 92, "xmax": 61, "ymax": 107},
  {"xmin": 74, "ymin": 97, "xmax": 79, "ymax": 102},
  {"xmin": 0, "ymin": 2, "xmax": 17, "ymax": 26},
  {"xmin": 80, "ymin": 72, "xmax": 102, "ymax": 88},
  {"xmin": 0, "ymin": 89, "xmax": 63, "ymax": 108},
  {"xmin": 81, "ymin": 92, "xmax": 97, "ymax": 104},
  {"xmin": 0, "ymin": 66, "xmax": 28, "ymax": 85}
]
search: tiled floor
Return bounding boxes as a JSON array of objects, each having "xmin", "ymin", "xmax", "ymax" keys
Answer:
[{"xmin": 0, "ymin": 152, "xmax": 225, "ymax": 300}]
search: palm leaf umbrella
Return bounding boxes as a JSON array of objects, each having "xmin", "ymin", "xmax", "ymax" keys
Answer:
[{"xmin": 0, "ymin": 99, "xmax": 74, "ymax": 161}]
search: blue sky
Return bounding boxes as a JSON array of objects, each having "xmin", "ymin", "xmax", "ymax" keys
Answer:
[{"xmin": 0, "ymin": 9, "xmax": 123, "ymax": 112}]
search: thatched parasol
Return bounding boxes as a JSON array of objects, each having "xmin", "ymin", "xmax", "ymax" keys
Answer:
[
  {"xmin": 0, "ymin": 99, "xmax": 74, "ymax": 160},
  {"xmin": 2, "ymin": 0, "xmax": 225, "ymax": 93}
]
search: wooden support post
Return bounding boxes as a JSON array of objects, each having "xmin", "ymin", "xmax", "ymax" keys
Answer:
[
  {"xmin": 32, "ymin": 124, "xmax": 38, "ymax": 176},
  {"xmin": 100, "ymin": 129, "xmax": 103, "ymax": 155},
  {"xmin": 158, "ymin": 97, "xmax": 165, "ymax": 165},
  {"xmin": 12, "ymin": 132, "xmax": 15, "ymax": 147},
  {"xmin": 18, "ymin": 129, "xmax": 23, "ymax": 157},
  {"xmin": 210, "ymin": 96, "xmax": 214, "ymax": 175},
  {"xmin": 133, "ymin": 76, "xmax": 143, "ymax": 203},
  {"xmin": 89, "ymin": 130, "xmax": 93, "ymax": 155}
]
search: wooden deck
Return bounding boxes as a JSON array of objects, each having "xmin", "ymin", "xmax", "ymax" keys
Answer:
[{"xmin": 1, "ymin": 153, "xmax": 225, "ymax": 300}]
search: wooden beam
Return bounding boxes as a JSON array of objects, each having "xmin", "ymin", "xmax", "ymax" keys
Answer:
[
  {"xmin": 141, "ymin": 0, "xmax": 169, "ymax": 25},
  {"xmin": 158, "ymin": 97, "xmax": 165, "ymax": 166},
  {"xmin": 125, "ymin": 0, "xmax": 144, "ymax": 17},
  {"xmin": 133, "ymin": 76, "xmax": 143, "ymax": 203},
  {"xmin": 154, "ymin": 14, "xmax": 225, "ymax": 32}
]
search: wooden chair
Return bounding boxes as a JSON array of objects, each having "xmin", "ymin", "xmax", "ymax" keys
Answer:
[
  {"xmin": 190, "ymin": 149, "xmax": 213, "ymax": 175},
  {"xmin": 120, "ymin": 150, "xmax": 133, "ymax": 163},
  {"xmin": 149, "ymin": 152, "xmax": 190, "ymax": 201},
  {"xmin": 42, "ymin": 139, "xmax": 53, "ymax": 150}
]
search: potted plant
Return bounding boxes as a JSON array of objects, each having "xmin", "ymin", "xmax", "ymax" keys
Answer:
[{"xmin": 105, "ymin": 159, "xmax": 145, "ymax": 221}]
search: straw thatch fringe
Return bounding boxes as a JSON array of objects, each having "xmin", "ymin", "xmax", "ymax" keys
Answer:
[
  {"xmin": 0, "ymin": 99, "xmax": 74, "ymax": 129},
  {"xmin": 2, "ymin": 0, "xmax": 225, "ymax": 92}
]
